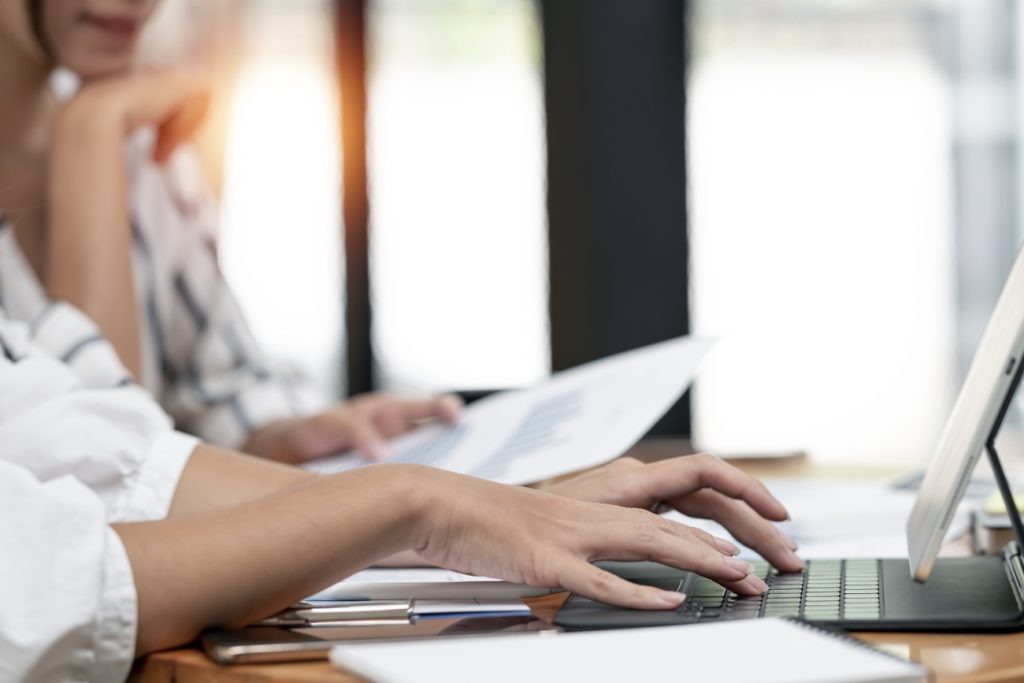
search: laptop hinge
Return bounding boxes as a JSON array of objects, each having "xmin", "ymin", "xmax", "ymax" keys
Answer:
[
  {"xmin": 987, "ymin": 349, "xmax": 1024, "ymax": 615},
  {"xmin": 984, "ymin": 346, "xmax": 1024, "ymax": 551},
  {"xmin": 1002, "ymin": 542, "xmax": 1024, "ymax": 609}
]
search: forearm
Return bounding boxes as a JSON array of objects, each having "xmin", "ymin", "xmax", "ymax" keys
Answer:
[
  {"xmin": 114, "ymin": 455, "xmax": 782, "ymax": 657},
  {"xmin": 115, "ymin": 464, "xmax": 427, "ymax": 655},
  {"xmin": 167, "ymin": 443, "xmax": 315, "ymax": 517},
  {"xmin": 47, "ymin": 107, "xmax": 142, "ymax": 376}
]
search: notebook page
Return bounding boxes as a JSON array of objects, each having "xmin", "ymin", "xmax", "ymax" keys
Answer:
[{"xmin": 330, "ymin": 618, "xmax": 925, "ymax": 683}]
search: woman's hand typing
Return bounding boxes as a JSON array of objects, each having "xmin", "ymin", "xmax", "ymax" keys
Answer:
[
  {"xmin": 411, "ymin": 465, "xmax": 774, "ymax": 606},
  {"xmin": 544, "ymin": 453, "xmax": 804, "ymax": 584}
]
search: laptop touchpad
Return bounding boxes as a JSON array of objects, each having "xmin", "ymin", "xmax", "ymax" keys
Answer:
[{"xmin": 881, "ymin": 558, "xmax": 1021, "ymax": 620}]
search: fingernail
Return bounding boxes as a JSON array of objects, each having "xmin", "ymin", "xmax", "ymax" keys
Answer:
[
  {"xmin": 367, "ymin": 443, "xmax": 390, "ymax": 459},
  {"xmin": 726, "ymin": 557, "xmax": 754, "ymax": 575},
  {"xmin": 713, "ymin": 537, "xmax": 741, "ymax": 556},
  {"xmin": 748, "ymin": 576, "xmax": 769, "ymax": 593},
  {"xmin": 659, "ymin": 590, "xmax": 686, "ymax": 607},
  {"xmin": 789, "ymin": 552, "xmax": 806, "ymax": 570}
]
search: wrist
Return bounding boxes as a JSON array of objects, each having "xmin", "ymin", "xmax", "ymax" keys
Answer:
[
  {"xmin": 242, "ymin": 419, "xmax": 305, "ymax": 464},
  {"xmin": 323, "ymin": 464, "xmax": 437, "ymax": 553},
  {"xmin": 367, "ymin": 464, "xmax": 444, "ymax": 552},
  {"xmin": 54, "ymin": 90, "xmax": 129, "ymax": 150}
]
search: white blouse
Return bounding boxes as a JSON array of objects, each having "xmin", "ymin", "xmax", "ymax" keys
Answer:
[
  {"xmin": 0, "ymin": 304, "xmax": 198, "ymax": 683},
  {"xmin": 0, "ymin": 130, "xmax": 325, "ymax": 451}
]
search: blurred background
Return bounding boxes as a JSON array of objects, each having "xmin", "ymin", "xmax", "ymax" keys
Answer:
[{"xmin": 139, "ymin": 0, "xmax": 1024, "ymax": 467}]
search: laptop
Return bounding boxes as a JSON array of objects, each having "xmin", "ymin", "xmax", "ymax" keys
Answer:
[{"xmin": 556, "ymin": 243, "xmax": 1024, "ymax": 633}]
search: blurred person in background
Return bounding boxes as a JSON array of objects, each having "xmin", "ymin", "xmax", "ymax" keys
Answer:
[{"xmin": 0, "ymin": 0, "xmax": 460, "ymax": 466}]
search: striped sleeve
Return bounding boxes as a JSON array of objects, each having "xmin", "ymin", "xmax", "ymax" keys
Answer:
[
  {"xmin": 0, "ymin": 216, "xmax": 132, "ymax": 390},
  {"xmin": 29, "ymin": 301, "xmax": 134, "ymax": 389},
  {"xmin": 162, "ymin": 250, "xmax": 325, "ymax": 449},
  {"xmin": 142, "ymin": 145, "xmax": 327, "ymax": 449}
]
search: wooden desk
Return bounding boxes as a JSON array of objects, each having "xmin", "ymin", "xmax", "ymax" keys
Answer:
[{"xmin": 132, "ymin": 442, "xmax": 1024, "ymax": 682}]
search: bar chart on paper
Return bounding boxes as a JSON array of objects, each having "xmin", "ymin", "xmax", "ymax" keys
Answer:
[{"xmin": 304, "ymin": 336, "xmax": 713, "ymax": 485}]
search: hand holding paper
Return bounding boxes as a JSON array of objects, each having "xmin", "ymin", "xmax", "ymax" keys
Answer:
[{"xmin": 305, "ymin": 335, "xmax": 714, "ymax": 485}]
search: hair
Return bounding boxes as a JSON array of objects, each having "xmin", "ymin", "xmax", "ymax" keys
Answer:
[{"xmin": 25, "ymin": 0, "xmax": 55, "ymax": 62}]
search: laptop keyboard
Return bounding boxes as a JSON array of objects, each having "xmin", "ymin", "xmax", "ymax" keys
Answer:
[{"xmin": 677, "ymin": 559, "xmax": 882, "ymax": 622}]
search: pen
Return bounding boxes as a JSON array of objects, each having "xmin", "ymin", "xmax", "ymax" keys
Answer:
[{"xmin": 253, "ymin": 601, "xmax": 412, "ymax": 627}]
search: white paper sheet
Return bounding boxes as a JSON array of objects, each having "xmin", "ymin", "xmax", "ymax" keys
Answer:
[
  {"xmin": 307, "ymin": 568, "xmax": 556, "ymax": 601},
  {"xmin": 304, "ymin": 336, "xmax": 713, "ymax": 485},
  {"xmin": 330, "ymin": 618, "xmax": 925, "ymax": 683}
]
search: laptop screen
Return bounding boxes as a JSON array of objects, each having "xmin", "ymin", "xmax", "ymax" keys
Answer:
[{"xmin": 907, "ymin": 244, "xmax": 1024, "ymax": 581}]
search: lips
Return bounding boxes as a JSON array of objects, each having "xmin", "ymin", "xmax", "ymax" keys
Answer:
[{"xmin": 79, "ymin": 12, "xmax": 140, "ymax": 39}]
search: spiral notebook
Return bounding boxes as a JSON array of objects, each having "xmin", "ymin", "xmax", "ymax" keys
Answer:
[{"xmin": 329, "ymin": 618, "xmax": 925, "ymax": 683}]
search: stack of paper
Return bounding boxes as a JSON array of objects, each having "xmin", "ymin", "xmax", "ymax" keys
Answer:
[
  {"xmin": 329, "ymin": 618, "xmax": 926, "ymax": 683},
  {"xmin": 304, "ymin": 336, "xmax": 713, "ymax": 485}
]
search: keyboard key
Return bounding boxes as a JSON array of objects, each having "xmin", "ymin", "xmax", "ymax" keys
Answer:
[{"xmin": 702, "ymin": 557, "xmax": 886, "ymax": 626}]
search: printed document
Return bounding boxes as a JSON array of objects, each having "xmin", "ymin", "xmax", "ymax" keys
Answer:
[{"xmin": 305, "ymin": 336, "xmax": 712, "ymax": 485}]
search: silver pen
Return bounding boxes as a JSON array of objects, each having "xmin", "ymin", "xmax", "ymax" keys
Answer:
[{"xmin": 253, "ymin": 600, "xmax": 413, "ymax": 627}]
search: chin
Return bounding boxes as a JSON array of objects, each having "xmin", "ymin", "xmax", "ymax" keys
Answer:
[{"xmin": 61, "ymin": 52, "xmax": 135, "ymax": 80}]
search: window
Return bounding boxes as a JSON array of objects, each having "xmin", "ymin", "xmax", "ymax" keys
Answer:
[
  {"xmin": 144, "ymin": 0, "xmax": 345, "ymax": 395},
  {"xmin": 689, "ymin": 0, "xmax": 959, "ymax": 464},
  {"xmin": 218, "ymin": 1, "xmax": 343, "ymax": 395},
  {"xmin": 367, "ymin": 0, "xmax": 549, "ymax": 394}
]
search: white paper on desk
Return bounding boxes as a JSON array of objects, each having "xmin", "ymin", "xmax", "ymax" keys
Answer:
[
  {"xmin": 329, "ymin": 618, "xmax": 926, "ymax": 683},
  {"xmin": 304, "ymin": 336, "xmax": 713, "ymax": 485},
  {"xmin": 307, "ymin": 568, "xmax": 555, "ymax": 602},
  {"xmin": 667, "ymin": 478, "xmax": 971, "ymax": 559}
]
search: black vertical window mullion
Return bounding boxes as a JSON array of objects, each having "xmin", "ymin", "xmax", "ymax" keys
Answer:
[
  {"xmin": 334, "ymin": 0, "xmax": 374, "ymax": 398},
  {"xmin": 542, "ymin": 0, "xmax": 692, "ymax": 435}
]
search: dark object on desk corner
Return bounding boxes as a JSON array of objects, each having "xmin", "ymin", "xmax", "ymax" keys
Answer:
[
  {"xmin": 453, "ymin": 389, "xmax": 502, "ymax": 406},
  {"xmin": 973, "ymin": 508, "xmax": 1017, "ymax": 555}
]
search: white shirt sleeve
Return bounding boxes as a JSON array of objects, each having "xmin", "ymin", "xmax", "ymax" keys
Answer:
[
  {"xmin": 0, "ymin": 313, "xmax": 199, "ymax": 523},
  {"xmin": 0, "ymin": 309, "xmax": 199, "ymax": 681},
  {"xmin": 0, "ymin": 462, "xmax": 138, "ymax": 683}
]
